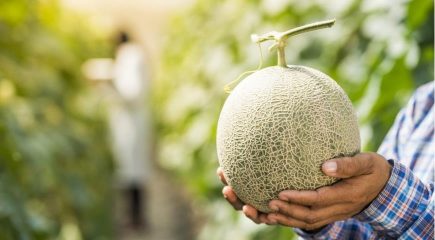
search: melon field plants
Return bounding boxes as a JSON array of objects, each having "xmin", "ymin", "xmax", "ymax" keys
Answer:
[
  {"xmin": 0, "ymin": 1, "xmax": 114, "ymax": 238},
  {"xmin": 154, "ymin": 0, "xmax": 433, "ymax": 239}
]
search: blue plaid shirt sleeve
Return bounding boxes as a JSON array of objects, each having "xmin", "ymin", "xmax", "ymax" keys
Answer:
[
  {"xmin": 354, "ymin": 159, "xmax": 434, "ymax": 239},
  {"xmin": 295, "ymin": 82, "xmax": 434, "ymax": 239}
]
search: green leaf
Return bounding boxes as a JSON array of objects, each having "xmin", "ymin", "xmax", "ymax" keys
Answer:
[{"xmin": 407, "ymin": 0, "xmax": 433, "ymax": 30}]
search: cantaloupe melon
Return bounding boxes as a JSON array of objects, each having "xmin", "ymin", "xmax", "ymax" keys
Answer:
[{"xmin": 216, "ymin": 20, "xmax": 360, "ymax": 213}]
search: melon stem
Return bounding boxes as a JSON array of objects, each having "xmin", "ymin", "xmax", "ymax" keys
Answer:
[{"xmin": 251, "ymin": 19, "xmax": 336, "ymax": 68}]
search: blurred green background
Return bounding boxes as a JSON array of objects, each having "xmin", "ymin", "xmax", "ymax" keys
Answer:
[
  {"xmin": 0, "ymin": 0, "xmax": 114, "ymax": 239},
  {"xmin": 0, "ymin": 0, "xmax": 433, "ymax": 239}
]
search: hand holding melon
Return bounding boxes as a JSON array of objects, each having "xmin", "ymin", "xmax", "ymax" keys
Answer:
[{"xmin": 219, "ymin": 153, "xmax": 392, "ymax": 230}]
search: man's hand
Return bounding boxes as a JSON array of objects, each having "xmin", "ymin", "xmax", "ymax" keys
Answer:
[
  {"xmin": 217, "ymin": 152, "xmax": 392, "ymax": 230},
  {"xmin": 217, "ymin": 168, "xmax": 273, "ymax": 224},
  {"xmin": 268, "ymin": 152, "xmax": 392, "ymax": 230}
]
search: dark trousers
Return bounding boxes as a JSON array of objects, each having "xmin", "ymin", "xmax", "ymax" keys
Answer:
[{"xmin": 127, "ymin": 184, "xmax": 145, "ymax": 229}]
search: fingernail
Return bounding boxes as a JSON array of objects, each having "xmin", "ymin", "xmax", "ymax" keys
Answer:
[
  {"xmin": 269, "ymin": 214, "xmax": 279, "ymax": 223},
  {"xmin": 244, "ymin": 211, "xmax": 252, "ymax": 218},
  {"xmin": 242, "ymin": 205, "xmax": 249, "ymax": 212},
  {"xmin": 270, "ymin": 204, "xmax": 279, "ymax": 212},
  {"xmin": 269, "ymin": 217, "xmax": 277, "ymax": 224},
  {"xmin": 323, "ymin": 161, "xmax": 337, "ymax": 173},
  {"xmin": 222, "ymin": 188, "xmax": 228, "ymax": 198},
  {"xmin": 278, "ymin": 193, "xmax": 289, "ymax": 201}
]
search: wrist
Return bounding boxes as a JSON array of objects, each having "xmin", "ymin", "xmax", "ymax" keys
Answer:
[
  {"xmin": 356, "ymin": 159, "xmax": 393, "ymax": 216},
  {"xmin": 302, "ymin": 225, "xmax": 327, "ymax": 233}
]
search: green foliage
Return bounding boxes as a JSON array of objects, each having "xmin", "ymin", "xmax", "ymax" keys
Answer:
[
  {"xmin": 154, "ymin": 0, "xmax": 433, "ymax": 239},
  {"xmin": 0, "ymin": 0, "xmax": 113, "ymax": 239}
]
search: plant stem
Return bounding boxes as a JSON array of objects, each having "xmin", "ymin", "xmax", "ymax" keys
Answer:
[
  {"xmin": 277, "ymin": 41, "xmax": 287, "ymax": 67},
  {"xmin": 251, "ymin": 19, "xmax": 336, "ymax": 67}
]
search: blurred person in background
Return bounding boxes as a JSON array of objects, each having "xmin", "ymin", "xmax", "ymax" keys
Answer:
[{"xmin": 109, "ymin": 31, "xmax": 153, "ymax": 231}]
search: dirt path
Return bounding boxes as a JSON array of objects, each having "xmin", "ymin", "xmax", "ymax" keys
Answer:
[{"xmin": 115, "ymin": 166, "xmax": 197, "ymax": 240}]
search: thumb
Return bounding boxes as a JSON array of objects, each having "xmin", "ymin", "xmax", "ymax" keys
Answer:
[{"xmin": 322, "ymin": 154, "xmax": 373, "ymax": 178}]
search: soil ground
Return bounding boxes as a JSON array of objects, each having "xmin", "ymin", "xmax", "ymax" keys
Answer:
[{"xmin": 114, "ymin": 166, "xmax": 197, "ymax": 240}]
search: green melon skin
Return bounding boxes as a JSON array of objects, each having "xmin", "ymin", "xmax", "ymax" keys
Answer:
[{"xmin": 216, "ymin": 65, "xmax": 360, "ymax": 213}]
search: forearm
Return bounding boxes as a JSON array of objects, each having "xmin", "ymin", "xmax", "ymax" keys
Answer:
[
  {"xmin": 355, "ymin": 159, "xmax": 434, "ymax": 239},
  {"xmin": 294, "ymin": 219, "xmax": 375, "ymax": 239}
]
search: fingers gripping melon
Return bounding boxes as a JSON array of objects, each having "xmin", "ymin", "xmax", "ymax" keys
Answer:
[{"xmin": 216, "ymin": 20, "xmax": 360, "ymax": 213}]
